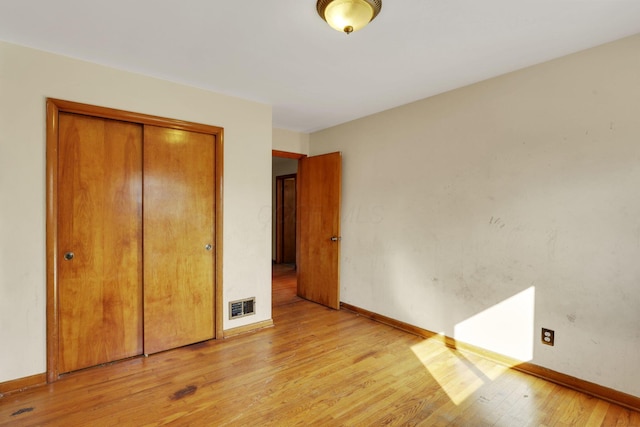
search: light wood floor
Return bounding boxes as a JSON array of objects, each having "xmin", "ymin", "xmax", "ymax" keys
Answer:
[{"xmin": 1, "ymin": 264, "xmax": 639, "ymax": 426}]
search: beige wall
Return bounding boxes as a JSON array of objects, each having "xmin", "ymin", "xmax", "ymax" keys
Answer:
[
  {"xmin": 4, "ymin": 31, "xmax": 639, "ymax": 398},
  {"xmin": 0, "ymin": 42, "xmax": 273, "ymax": 383},
  {"xmin": 271, "ymin": 128, "xmax": 307, "ymax": 261},
  {"xmin": 310, "ymin": 34, "xmax": 640, "ymax": 397},
  {"xmin": 272, "ymin": 127, "xmax": 309, "ymax": 155}
]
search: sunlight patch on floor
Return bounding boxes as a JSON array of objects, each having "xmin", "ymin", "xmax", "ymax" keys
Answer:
[
  {"xmin": 411, "ymin": 339, "xmax": 511, "ymax": 405},
  {"xmin": 410, "ymin": 286, "xmax": 535, "ymax": 406}
]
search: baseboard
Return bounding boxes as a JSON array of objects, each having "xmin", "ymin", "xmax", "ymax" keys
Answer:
[
  {"xmin": 340, "ymin": 302, "xmax": 640, "ymax": 413},
  {"xmin": 2, "ymin": 321, "xmax": 276, "ymax": 395},
  {"xmin": 0, "ymin": 373, "xmax": 47, "ymax": 396},
  {"xmin": 223, "ymin": 319, "xmax": 274, "ymax": 338}
]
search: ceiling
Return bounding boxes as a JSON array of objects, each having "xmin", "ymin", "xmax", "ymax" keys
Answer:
[{"xmin": 1, "ymin": 1, "xmax": 639, "ymax": 133}]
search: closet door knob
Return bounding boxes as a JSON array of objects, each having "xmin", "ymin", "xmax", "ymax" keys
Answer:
[
  {"xmin": 64, "ymin": 252, "xmax": 74, "ymax": 261},
  {"xmin": 205, "ymin": 244, "xmax": 212, "ymax": 251}
]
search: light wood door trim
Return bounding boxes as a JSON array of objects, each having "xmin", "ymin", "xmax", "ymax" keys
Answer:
[
  {"xmin": 214, "ymin": 133, "xmax": 224, "ymax": 340},
  {"xmin": 48, "ymin": 99, "xmax": 221, "ymax": 135},
  {"xmin": 271, "ymin": 150, "xmax": 306, "ymax": 160},
  {"xmin": 46, "ymin": 101, "xmax": 60, "ymax": 382},
  {"xmin": 46, "ymin": 99, "xmax": 224, "ymax": 382}
]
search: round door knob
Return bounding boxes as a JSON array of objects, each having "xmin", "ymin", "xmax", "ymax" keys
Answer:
[
  {"xmin": 205, "ymin": 244, "xmax": 212, "ymax": 251},
  {"xmin": 64, "ymin": 252, "xmax": 74, "ymax": 261}
]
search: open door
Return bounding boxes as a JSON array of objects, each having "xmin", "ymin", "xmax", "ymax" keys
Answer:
[{"xmin": 297, "ymin": 152, "xmax": 342, "ymax": 309}]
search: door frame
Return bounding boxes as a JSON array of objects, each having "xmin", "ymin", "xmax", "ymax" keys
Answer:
[
  {"xmin": 271, "ymin": 150, "xmax": 305, "ymax": 307},
  {"xmin": 272, "ymin": 150, "xmax": 306, "ymax": 266},
  {"xmin": 46, "ymin": 99, "xmax": 224, "ymax": 382}
]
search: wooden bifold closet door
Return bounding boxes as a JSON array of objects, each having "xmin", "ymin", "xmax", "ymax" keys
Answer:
[{"xmin": 55, "ymin": 111, "xmax": 216, "ymax": 374}]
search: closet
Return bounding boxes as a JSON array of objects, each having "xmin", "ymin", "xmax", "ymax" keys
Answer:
[{"xmin": 47, "ymin": 100, "xmax": 222, "ymax": 379}]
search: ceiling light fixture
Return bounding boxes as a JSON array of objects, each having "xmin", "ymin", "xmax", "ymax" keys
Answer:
[{"xmin": 317, "ymin": 0, "xmax": 382, "ymax": 34}]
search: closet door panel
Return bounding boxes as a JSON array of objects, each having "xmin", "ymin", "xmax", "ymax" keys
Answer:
[
  {"xmin": 58, "ymin": 113, "xmax": 143, "ymax": 373},
  {"xmin": 143, "ymin": 126, "xmax": 215, "ymax": 354}
]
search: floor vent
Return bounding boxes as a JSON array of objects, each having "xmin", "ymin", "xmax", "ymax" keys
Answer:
[{"xmin": 229, "ymin": 297, "xmax": 256, "ymax": 319}]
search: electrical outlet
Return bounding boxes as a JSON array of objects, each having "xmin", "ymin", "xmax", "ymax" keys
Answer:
[{"xmin": 542, "ymin": 328, "xmax": 555, "ymax": 346}]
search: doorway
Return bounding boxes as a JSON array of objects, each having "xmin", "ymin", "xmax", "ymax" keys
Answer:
[
  {"xmin": 271, "ymin": 149, "xmax": 342, "ymax": 310},
  {"xmin": 272, "ymin": 152, "xmax": 303, "ymax": 266},
  {"xmin": 272, "ymin": 151, "xmax": 304, "ymax": 310}
]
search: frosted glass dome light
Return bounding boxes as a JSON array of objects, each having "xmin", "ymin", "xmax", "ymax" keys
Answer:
[{"xmin": 317, "ymin": 0, "xmax": 382, "ymax": 34}]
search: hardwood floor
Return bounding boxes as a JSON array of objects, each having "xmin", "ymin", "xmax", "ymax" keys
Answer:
[{"xmin": 1, "ymin": 264, "xmax": 639, "ymax": 426}]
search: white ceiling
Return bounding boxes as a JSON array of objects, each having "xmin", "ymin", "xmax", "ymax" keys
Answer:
[{"xmin": 1, "ymin": 1, "xmax": 639, "ymax": 133}]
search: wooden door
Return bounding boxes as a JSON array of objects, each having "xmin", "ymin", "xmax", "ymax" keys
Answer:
[
  {"xmin": 283, "ymin": 177, "xmax": 297, "ymax": 263},
  {"xmin": 57, "ymin": 113, "xmax": 143, "ymax": 373},
  {"xmin": 143, "ymin": 126, "xmax": 215, "ymax": 354},
  {"xmin": 297, "ymin": 152, "xmax": 342, "ymax": 309},
  {"xmin": 276, "ymin": 175, "xmax": 297, "ymax": 264}
]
